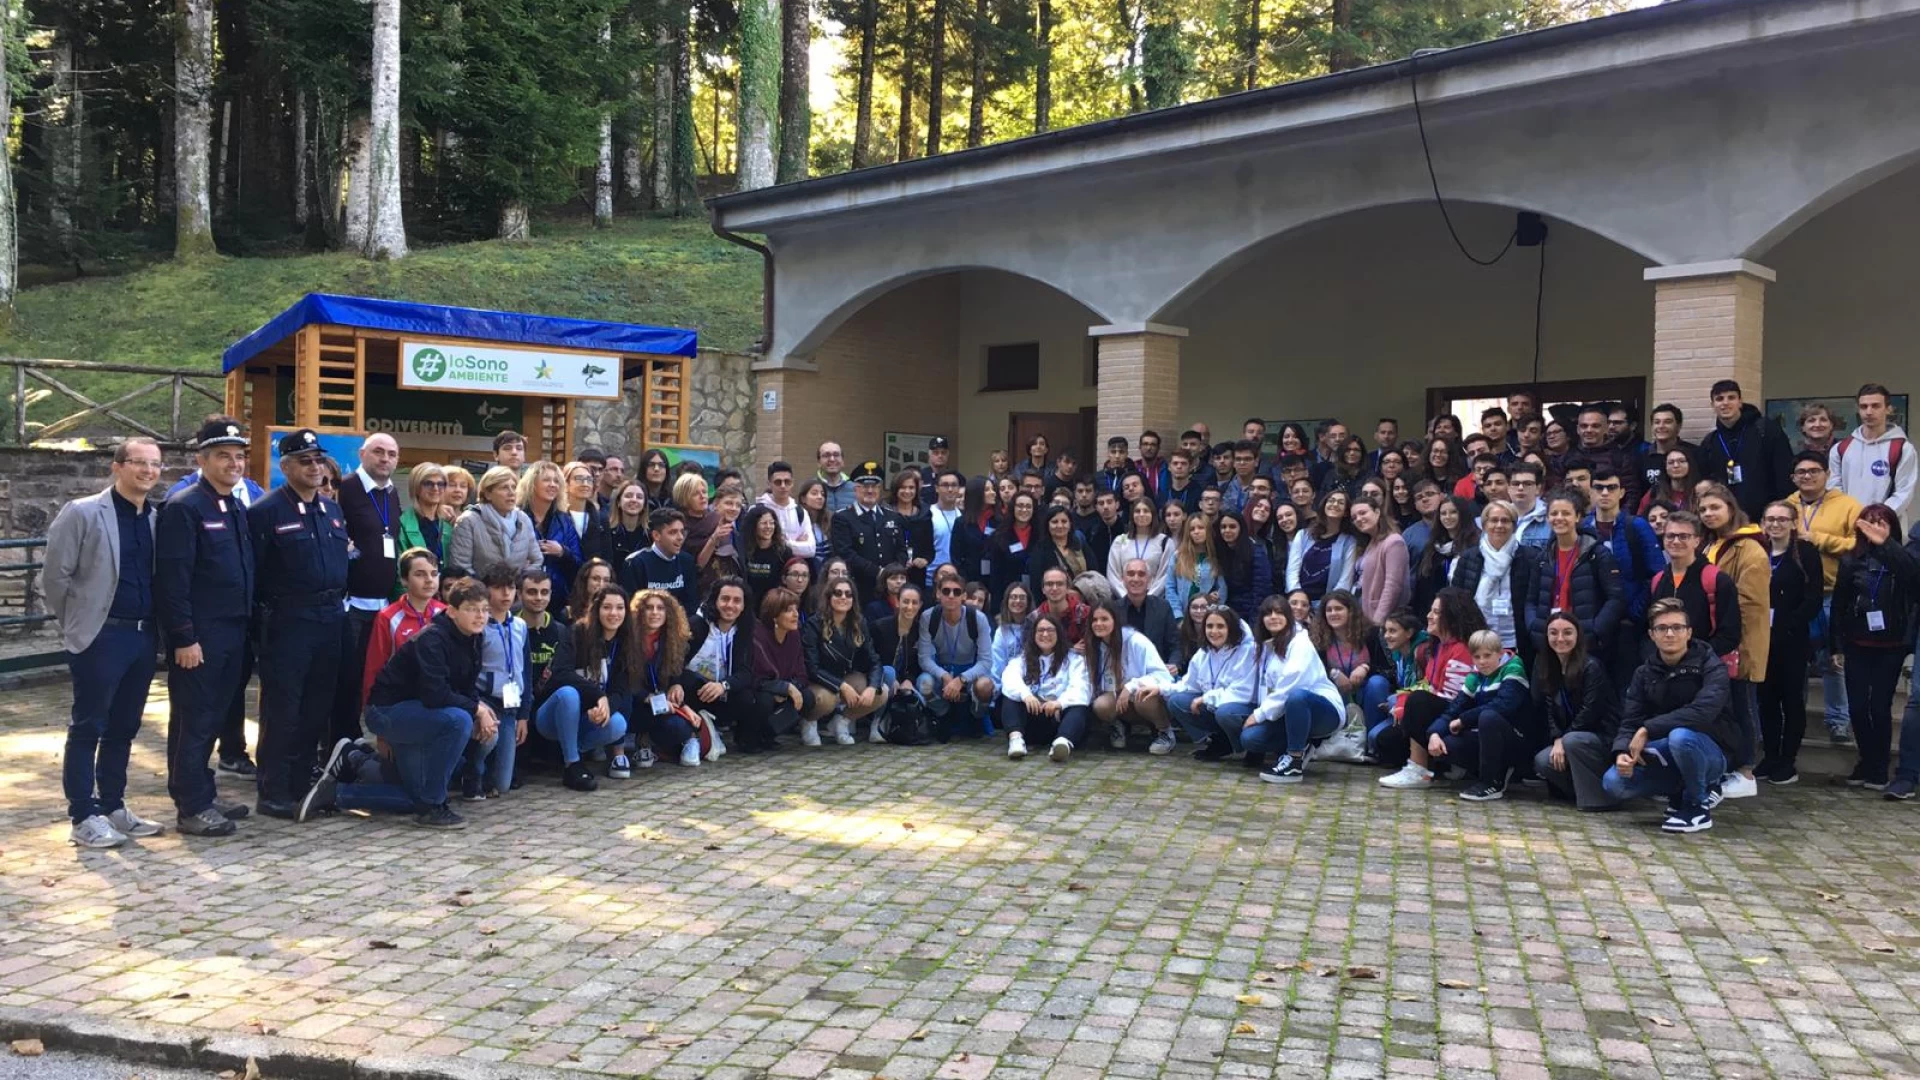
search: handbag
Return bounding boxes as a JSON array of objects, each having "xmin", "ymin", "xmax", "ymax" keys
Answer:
[
  {"xmin": 880, "ymin": 695, "xmax": 935, "ymax": 746},
  {"xmin": 1314, "ymin": 702, "xmax": 1370, "ymax": 764}
]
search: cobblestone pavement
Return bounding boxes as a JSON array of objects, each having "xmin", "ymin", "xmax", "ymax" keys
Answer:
[{"xmin": 2, "ymin": 677, "xmax": 1918, "ymax": 1080}]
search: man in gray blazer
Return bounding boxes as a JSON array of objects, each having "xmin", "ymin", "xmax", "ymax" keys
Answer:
[{"xmin": 45, "ymin": 438, "xmax": 170, "ymax": 848}]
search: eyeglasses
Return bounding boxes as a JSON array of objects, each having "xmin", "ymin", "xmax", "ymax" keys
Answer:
[
  {"xmin": 1591, "ymin": 482, "xmax": 1620, "ymax": 492},
  {"xmin": 830, "ymin": 589, "xmax": 855, "ymax": 599},
  {"xmin": 783, "ymin": 571, "xmax": 809, "ymax": 581},
  {"xmin": 1762, "ymin": 517, "xmax": 1793, "ymax": 526},
  {"xmin": 1663, "ymin": 533, "xmax": 1697, "ymax": 543},
  {"xmin": 419, "ymin": 479, "xmax": 447, "ymax": 489},
  {"xmin": 1650, "ymin": 624, "xmax": 1690, "ymax": 635},
  {"xmin": 940, "ymin": 587, "xmax": 964, "ymax": 597},
  {"xmin": 1791, "ymin": 468, "xmax": 1824, "ymax": 478},
  {"xmin": 122, "ymin": 459, "xmax": 163, "ymax": 470}
]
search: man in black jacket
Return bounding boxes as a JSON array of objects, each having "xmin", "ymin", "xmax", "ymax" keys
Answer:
[
  {"xmin": 358, "ymin": 582, "xmax": 498, "ymax": 828},
  {"xmin": 334, "ymin": 433, "xmax": 403, "ymax": 744},
  {"xmin": 1699, "ymin": 380, "xmax": 1792, "ymax": 522},
  {"xmin": 1602, "ymin": 599, "xmax": 1740, "ymax": 833},
  {"xmin": 1648, "ymin": 511, "xmax": 1743, "ymax": 662},
  {"xmin": 830, "ymin": 462, "xmax": 909, "ymax": 604}
]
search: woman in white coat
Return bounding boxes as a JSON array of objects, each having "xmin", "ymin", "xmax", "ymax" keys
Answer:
[
  {"xmin": 999, "ymin": 610, "xmax": 1092, "ymax": 763},
  {"xmin": 1082, "ymin": 599, "xmax": 1178, "ymax": 756},
  {"xmin": 1165, "ymin": 604, "xmax": 1258, "ymax": 762},
  {"xmin": 1241, "ymin": 595, "xmax": 1346, "ymax": 784}
]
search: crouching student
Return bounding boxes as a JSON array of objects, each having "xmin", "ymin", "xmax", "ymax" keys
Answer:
[
  {"xmin": 1420, "ymin": 630, "xmax": 1535, "ymax": 801},
  {"xmin": 917, "ymin": 576, "xmax": 1000, "ymax": 737},
  {"xmin": 802, "ymin": 578, "xmax": 888, "ymax": 746},
  {"xmin": 1603, "ymin": 598, "xmax": 1740, "ymax": 833},
  {"xmin": 749, "ymin": 588, "xmax": 808, "ymax": 750},
  {"xmin": 1167, "ymin": 605, "xmax": 1258, "ymax": 762},
  {"xmin": 464, "ymin": 563, "xmax": 528, "ymax": 800},
  {"xmin": 1367, "ymin": 610, "xmax": 1426, "ymax": 756},
  {"xmin": 630, "ymin": 589, "xmax": 706, "ymax": 768},
  {"xmin": 1531, "ymin": 613, "xmax": 1620, "ymax": 810},
  {"xmin": 999, "ymin": 611, "xmax": 1093, "ymax": 762},
  {"xmin": 1242, "ymin": 596, "xmax": 1345, "ymax": 784},
  {"xmin": 1378, "ymin": 588, "xmax": 1484, "ymax": 787},
  {"xmin": 1081, "ymin": 599, "xmax": 1177, "ymax": 755},
  {"xmin": 356, "ymin": 580, "xmax": 496, "ymax": 828},
  {"xmin": 687, "ymin": 577, "xmax": 756, "ymax": 753},
  {"xmin": 538, "ymin": 584, "xmax": 633, "ymax": 790}
]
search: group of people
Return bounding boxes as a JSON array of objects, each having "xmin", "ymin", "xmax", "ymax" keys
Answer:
[{"xmin": 43, "ymin": 379, "xmax": 1918, "ymax": 846}]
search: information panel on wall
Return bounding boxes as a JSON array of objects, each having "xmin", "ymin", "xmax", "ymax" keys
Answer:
[{"xmin": 399, "ymin": 339, "xmax": 623, "ymax": 400}]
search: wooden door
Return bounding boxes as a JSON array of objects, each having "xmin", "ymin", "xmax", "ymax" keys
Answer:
[{"xmin": 1008, "ymin": 410, "xmax": 1097, "ymax": 466}]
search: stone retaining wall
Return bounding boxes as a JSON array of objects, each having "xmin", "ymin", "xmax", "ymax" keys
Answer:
[{"xmin": 572, "ymin": 347, "xmax": 756, "ymax": 469}]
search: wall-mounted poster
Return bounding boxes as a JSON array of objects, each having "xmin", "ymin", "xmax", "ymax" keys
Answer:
[
  {"xmin": 266, "ymin": 427, "xmax": 364, "ymax": 488},
  {"xmin": 1765, "ymin": 394, "xmax": 1908, "ymax": 453},
  {"xmin": 885, "ymin": 432, "xmax": 938, "ymax": 481},
  {"xmin": 1261, "ymin": 418, "xmax": 1339, "ymax": 460},
  {"xmin": 656, "ymin": 444, "xmax": 724, "ymax": 489}
]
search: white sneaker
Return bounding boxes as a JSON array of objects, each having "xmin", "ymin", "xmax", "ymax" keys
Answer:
[
  {"xmin": 70, "ymin": 815, "xmax": 127, "ymax": 849},
  {"xmin": 699, "ymin": 712, "xmax": 725, "ymax": 759},
  {"xmin": 1050, "ymin": 737, "xmax": 1073, "ymax": 763},
  {"xmin": 869, "ymin": 717, "xmax": 887, "ymax": 743},
  {"xmin": 1379, "ymin": 762, "xmax": 1435, "ymax": 789},
  {"xmin": 680, "ymin": 737, "xmax": 701, "ymax": 767},
  {"xmin": 636, "ymin": 746, "xmax": 657, "ymax": 769},
  {"xmin": 801, "ymin": 720, "xmax": 822, "ymax": 747},
  {"xmin": 1148, "ymin": 729, "xmax": 1177, "ymax": 756},
  {"xmin": 1007, "ymin": 732, "xmax": 1028, "ymax": 759},
  {"xmin": 832, "ymin": 714, "xmax": 855, "ymax": 745},
  {"xmin": 1720, "ymin": 772, "xmax": 1759, "ymax": 800},
  {"xmin": 1107, "ymin": 722, "xmax": 1128, "ymax": 750},
  {"xmin": 107, "ymin": 806, "xmax": 166, "ymax": 838}
]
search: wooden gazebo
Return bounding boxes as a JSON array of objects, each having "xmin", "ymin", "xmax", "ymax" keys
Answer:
[{"xmin": 221, "ymin": 293, "xmax": 698, "ymax": 485}]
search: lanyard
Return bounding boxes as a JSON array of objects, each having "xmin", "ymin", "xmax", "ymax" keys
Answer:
[
  {"xmin": 603, "ymin": 634, "xmax": 621, "ymax": 690},
  {"xmin": 1799, "ymin": 497, "xmax": 1823, "ymax": 535},
  {"xmin": 1714, "ymin": 430, "xmax": 1742, "ymax": 471},
  {"xmin": 716, "ymin": 626, "xmax": 733, "ymax": 671},
  {"xmin": 493, "ymin": 620, "xmax": 516, "ymax": 682},
  {"xmin": 1328, "ymin": 641, "xmax": 1358, "ymax": 674},
  {"xmin": 1867, "ymin": 565, "xmax": 1888, "ymax": 606},
  {"xmin": 372, "ymin": 485, "xmax": 392, "ymax": 533}
]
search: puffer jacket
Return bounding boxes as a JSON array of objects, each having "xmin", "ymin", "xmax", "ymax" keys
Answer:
[
  {"xmin": 1617, "ymin": 638, "xmax": 1739, "ymax": 761},
  {"xmin": 1524, "ymin": 533, "xmax": 1625, "ymax": 655},
  {"xmin": 1533, "ymin": 656, "xmax": 1618, "ymax": 742}
]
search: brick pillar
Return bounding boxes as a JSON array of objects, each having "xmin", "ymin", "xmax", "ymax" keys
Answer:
[
  {"xmin": 1091, "ymin": 322, "xmax": 1186, "ymax": 448},
  {"xmin": 749, "ymin": 364, "xmax": 816, "ymax": 481},
  {"xmin": 1644, "ymin": 260, "xmax": 1774, "ymax": 442}
]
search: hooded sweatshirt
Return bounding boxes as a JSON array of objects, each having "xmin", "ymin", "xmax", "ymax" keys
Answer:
[
  {"xmin": 1700, "ymin": 403, "xmax": 1793, "ymax": 521},
  {"xmin": 1829, "ymin": 423, "xmax": 1917, "ymax": 535}
]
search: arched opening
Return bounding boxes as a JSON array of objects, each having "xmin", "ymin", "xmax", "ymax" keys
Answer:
[
  {"xmin": 1762, "ymin": 161, "xmax": 1920, "ymax": 424},
  {"xmin": 760, "ymin": 270, "xmax": 1106, "ymax": 477},
  {"xmin": 1155, "ymin": 201, "xmax": 1656, "ymax": 434}
]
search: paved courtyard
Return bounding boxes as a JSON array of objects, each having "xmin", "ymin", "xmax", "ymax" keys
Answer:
[{"xmin": 1, "ymin": 676, "xmax": 1918, "ymax": 1080}]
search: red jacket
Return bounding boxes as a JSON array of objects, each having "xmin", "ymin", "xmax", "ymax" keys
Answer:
[{"xmin": 361, "ymin": 596, "xmax": 446, "ymax": 708}]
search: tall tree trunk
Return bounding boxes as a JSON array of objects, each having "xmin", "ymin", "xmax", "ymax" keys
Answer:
[
  {"xmin": 595, "ymin": 19, "xmax": 615, "ymax": 225},
  {"xmin": 0, "ymin": 0, "xmax": 16, "ymax": 315},
  {"xmin": 343, "ymin": 110, "xmax": 370, "ymax": 251},
  {"xmin": 1034, "ymin": 0, "xmax": 1051, "ymax": 132},
  {"xmin": 498, "ymin": 200, "xmax": 529, "ymax": 240},
  {"xmin": 776, "ymin": 0, "xmax": 810, "ymax": 183},
  {"xmin": 1328, "ymin": 0, "xmax": 1357, "ymax": 72},
  {"xmin": 966, "ymin": 0, "xmax": 986, "ymax": 148},
  {"xmin": 924, "ymin": 0, "xmax": 946, "ymax": 155},
  {"xmin": 157, "ymin": 106, "xmax": 176, "ymax": 219},
  {"xmin": 735, "ymin": 0, "xmax": 778, "ymax": 190},
  {"xmin": 851, "ymin": 0, "xmax": 876, "ymax": 168},
  {"xmin": 672, "ymin": 16, "xmax": 698, "ymax": 212},
  {"xmin": 1240, "ymin": 0, "xmax": 1260, "ymax": 91},
  {"xmin": 365, "ymin": 0, "xmax": 407, "ymax": 258},
  {"xmin": 173, "ymin": 0, "xmax": 215, "ymax": 257},
  {"xmin": 293, "ymin": 89, "xmax": 310, "ymax": 226},
  {"xmin": 47, "ymin": 33, "xmax": 81, "ymax": 256},
  {"xmin": 650, "ymin": 12, "xmax": 675, "ymax": 212},
  {"xmin": 214, "ymin": 98, "xmax": 230, "ymax": 218},
  {"xmin": 1120, "ymin": 0, "xmax": 1142, "ymax": 113},
  {"xmin": 896, "ymin": 0, "xmax": 916, "ymax": 162}
]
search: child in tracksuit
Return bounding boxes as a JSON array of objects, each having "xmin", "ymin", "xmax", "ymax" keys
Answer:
[{"xmin": 1426, "ymin": 630, "xmax": 1534, "ymax": 801}]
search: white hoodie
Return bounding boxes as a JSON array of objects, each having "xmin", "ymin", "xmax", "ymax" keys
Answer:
[
  {"xmin": 1250, "ymin": 630, "xmax": 1345, "ymax": 723},
  {"xmin": 1172, "ymin": 630, "xmax": 1258, "ymax": 711},
  {"xmin": 1829, "ymin": 423, "xmax": 1916, "ymax": 534},
  {"xmin": 1084, "ymin": 627, "xmax": 1176, "ymax": 695},
  {"xmin": 1001, "ymin": 649, "xmax": 1092, "ymax": 707}
]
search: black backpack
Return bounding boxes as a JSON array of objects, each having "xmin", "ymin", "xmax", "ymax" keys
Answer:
[{"xmin": 881, "ymin": 694, "xmax": 935, "ymax": 746}]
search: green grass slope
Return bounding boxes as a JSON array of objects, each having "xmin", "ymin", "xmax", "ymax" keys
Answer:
[{"xmin": 0, "ymin": 217, "xmax": 763, "ymax": 439}]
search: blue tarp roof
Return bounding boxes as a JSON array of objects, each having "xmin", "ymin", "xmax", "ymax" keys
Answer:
[{"xmin": 221, "ymin": 293, "xmax": 699, "ymax": 374}]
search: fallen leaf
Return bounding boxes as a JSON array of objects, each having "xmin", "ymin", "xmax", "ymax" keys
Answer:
[
  {"xmin": 1392, "ymin": 993, "xmax": 1420, "ymax": 1002},
  {"xmin": 1740, "ymin": 957, "xmax": 1770, "ymax": 966},
  {"xmin": 1066, "ymin": 883, "xmax": 1090, "ymax": 892},
  {"xmin": 1438, "ymin": 979, "xmax": 1474, "ymax": 990},
  {"xmin": 1317, "ymin": 967, "xmax": 1338, "ymax": 978},
  {"xmin": 368, "ymin": 941, "xmax": 397, "ymax": 950},
  {"xmin": 248, "ymin": 1020, "xmax": 277, "ymax": 1035},
  {"xmin": 955, "ymin": 1052, "xmax": 971, "ymax": 1063},
  {"xmin": 599, "ymin": 1024, "xmax": 619, "ymax": 1033},
  {"xmin": 956, "ymin": 928, "xmax": 972, "ymax": 937},
  {"xmin": 1596, "ymin": 931, "xmax": 1613, "ymax": 941},
  {"xmin": 9, "ymin": 1040, "xmax": 44, "ymax": 1057},
  {"xmin": 1232, "ymin": 1022, "xmax": 1256, "ymax": 1035},
  {"xmin": 567, "ymin": 1052, "xmax": 581, "ymax": 1062},
  {"xmin": 1235, "ymin": 994, "xmax": 1265, "ymax": 1005},
  {"xmin": 1345, "ymin": 967, "xmax": 1379, "ymax": 980},
  {"xmin": 901, "ymin": 822, "xmax": 917, "ymax": 830},
  {"xmin": 909, "ymin": 1029, "xmax": 929, "ymax": 1041},
  {"xmin": 1642, "ymin": 1014, "xmax": 1674, "ymax": 1028},
  {"xmin": 645, "ymin": 1035, "xmax": 693, "ymax": 1049},
  {"xmin": 1253, "ymin": 972, "xmax": 1276, "ymax": 983},
  {"xmin": 1866, "ymin": 944, "xmax": 1897, "ymax": 954},
  {"xmin": 1295, "ymin": 960, "xmax": 1317, "ymax": 972},
  {"xmin": 1818, "ymin": 891, "xmax": 1841, "ymax": 902},
  {"xmin": 479, "ymin": 925, "xmax": 500, "ymax": 935},
  {"xmin": 449, "ymin": 896, "xmax": 472, "ymax": 908},
  {"xmin": 243, "ymin": 1057, "xmax": 262, "ymax": 1080}
]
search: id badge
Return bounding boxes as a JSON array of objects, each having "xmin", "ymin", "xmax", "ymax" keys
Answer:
[
  {"xmin": 980, "ymin": 558, "xmax": 993, "ymax": 576},
  {"xmin": 1009, "ymin": 541, "xmax": 1025, "ymax": 554},
  {"xmin": 502, "ymin": 682, "xmax": 522, "ymax": 710},
  {"xmin": 649, "ymin": 692, "xmax": 670, "ymax": 713},
  {"xmin": 1867, "ymin": 610, "xmax": 1887, "ymax": 632},
  {"xmin": 1728, "ymin": 463, "xmax": 1744, "ymax": 485},
  {"xmin": 382, "ymin": 535, "xmax": 397, "ymax": 559}
]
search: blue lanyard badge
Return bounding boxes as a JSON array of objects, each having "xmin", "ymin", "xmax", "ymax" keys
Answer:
[
  {"xmin": 1865, "ymin": 566, "xmax": 1889, "ymax": 632},
  {"xmin": 494, "ymin": 621, "xmax": 520, "ymax": 708}
]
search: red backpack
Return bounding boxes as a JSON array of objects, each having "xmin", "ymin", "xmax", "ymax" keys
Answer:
[
  {"xmin": 1650, "ymin": 562, "xmax": 1737, "ymax": 674},
  {"xmin": 1834, "ymin": 435, "xmax": 1906, "ymax": 501}
]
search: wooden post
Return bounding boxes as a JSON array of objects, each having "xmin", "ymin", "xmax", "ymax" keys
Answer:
[{"xmin": 296, "ymin": 324, "xmax": 322, "ymax": 428}]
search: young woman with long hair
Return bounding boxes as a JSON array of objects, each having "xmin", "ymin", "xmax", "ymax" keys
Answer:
[
  {"xmin": 1755, "ymin": 501, "xmax": 1823, "ymax": 784},
  {"xmin": 801, "ymin": 576, "xmax": 887, "ymax": 746},
  {"xmin": 736, "ymin": 504, "xmax": 793, "ymax": 609},
  {"xmin": 988, "ymin": 580, "xmax": 1035, "ymax": 696},
  {"xmin": 1698, "ymin": 482, "xmax": 1771, "ymax": 792},
  {"xmin": 1013, "ymin": 433, "xmax": 1054, "ymax": 484},
  {"xmin": 1167, "ymin": 512, "xmax": 1224, "ymax": 619},
  {"xmin": 888, "ymin": 470, "xmax": 933, "ymax": 580},
  {"xmin": 1424, "ymin": 437, "xmax": 1468, "ymax": 492},
  {"xmin": 1414, "ymin": 495, "xmax": 1480, "ymax": 617},
  {"xmin": 1348, "ymin": 497, "xmax": 1407, "ymax": 625},
  {"xmin": 997, "ymin": 610, "xmax": 1093, "ymax": 762},
  {"xmin": 1243, "ymin": 595, "xmax": 1346, "ymax": 783},
  {"xmin": 541, "ymin": 584, "xmax": 634, "ymax": 789},
  {"xmin": 567, "ymin": 558, "xmax": 616, "ymax": 621},
  {"xmin": 1524, "ymin": 488, "xmax": 1624, "ymax": 668},
  {"xmin": 1387, "ymin": 474, "xmax": 1420, "ymax": 531},
  {"xmin": 1286, "ymin": 489, "xmax": 1356, "ymax": 604},
  {"xmin": 1081, "ymin": 599, "xmax": 1177, "ymax": 756},
  {"xmin": 685, "ymin": 576, "xmax": 756, "ymax": 761},
  {"xmin": 635, "ymin": 449, "xmax": 674, "ymax": 509},
  {"xmin": 1376, "ymin": 587, "xmax": 1487, "ymax": 787},
  {"xmin": 1829, "ymin": 503, "xmax": 1919, "ymax": 793},
  {"xmin": 1216, "ymin": 510, "xmax": 1271, "ymax": 626},
  {"xmin": 1316, "ymin": 589, "xmax": 1389, "ymax": 725},
  {"xmin": 520, "ymin": 460, "xmax": 583, "ymax": 611},
  {"xmin": 871, "ymin": 582, "xmax": 926, "ymax": 713},
  {"xmin": 1167, "ymin": 604, "xmax": 1259, "ymax": 763},
  {"xmin": 749, "ymin": 587, "xmax": 809, "ymax": 750},
  {"xmin": 606, "ymin": 481, "xmax": 652, "ymax": 568},
  {"xmin": 1319, "ymin": 436, "xmax": 1369, "ymax": 499},
  {"xmin": 1530, "ymin": 613, "xmax": 1619, "ymax": 810},
  {"xmin": 1107, "ymin": 496, "xmax": 1173, "ymax": 598},
  {"xmin": 619, "ymin": 589, "xmax": 693, "ymax": 778},
  {"xmin": 1639, "ymin": 446, "xmax": 1700, "ymax": 515},
  {"xmin": 792, "ymin": 478, "xmax": 833, "ymax": 562},
  {"xmin": 987, "ymin": 491, "xmax": 1040, "ymax": 612},
  {"xmin": 1030, "ymin": 504, "xmax": 1090, "ymax": 592}
]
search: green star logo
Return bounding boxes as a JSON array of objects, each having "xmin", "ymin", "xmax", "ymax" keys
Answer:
[{"xmin": 534, "ymin": 359, "xmax": 554, "ymax": 380}]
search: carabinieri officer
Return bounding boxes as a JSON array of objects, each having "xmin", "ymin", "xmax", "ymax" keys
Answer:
[
  {"xmin": 248, "ymin": 429, "xmax": 351, "ymax": 819},
  {"xmin": 157, "ymin": 417, "xmax": 257, "ymax": 837}
]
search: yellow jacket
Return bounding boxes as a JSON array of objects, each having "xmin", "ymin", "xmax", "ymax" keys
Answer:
[
  {"xmin": 1707, "ymin": 525, "xmax": 1771, "ymax": 681},
  {"xmin": 1786, "ymin": 490, "xmax": 1862, "ymax": 589}
]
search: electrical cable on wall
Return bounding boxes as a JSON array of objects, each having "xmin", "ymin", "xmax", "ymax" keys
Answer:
[{"xmin": 1408, "ymin": 50, "xmax": 1516, "ymax": 266}]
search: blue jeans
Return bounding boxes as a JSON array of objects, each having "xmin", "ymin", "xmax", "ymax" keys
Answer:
[
  {"xmin": 915, "ymin": 669, "xmax": 992, "ymax": 733},
  {"xmin": 1242, "ymin": 689, "xmax": 1342, "ymax": 759},
  {"xmin": 1167, "ymin": 690, "xmax": 1256, "ymax": 752},
  {"xmin": 64, "ymin": 623, "xmax": 157, "ymax": 823},
  {"xmin": 1357, "ymin": 674, "xmax": 1394, "ymax": 753},
  {"xmin": 534, "ymin": 687, "xmax": 629, "ymax": 764},
  {"xmin": 649, "ymin": 706, "xmax": 696, "ymax": 754},
  {"xmin": 1814, "ymin": 599, "xmax": 1850, "ymax": 731},
  {"xmin": 335, "ymin": 745, "xmax": 416, "ymax": 814},
  {"xmin": 363, "ymin": 700, "xmax": 473, "ymax": 810},
  {"xmin": 1844, "ymin": 644, "xmax": 1908, "ymax": 781},
  {"xmin": 1601, "ymin": 729, "xmax": 1727, "ymax": 809}
]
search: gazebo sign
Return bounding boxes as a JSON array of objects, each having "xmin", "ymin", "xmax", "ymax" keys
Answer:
[{"xmin": 400, "ymin": 339, "xmax": 623, "ymax": 400}]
